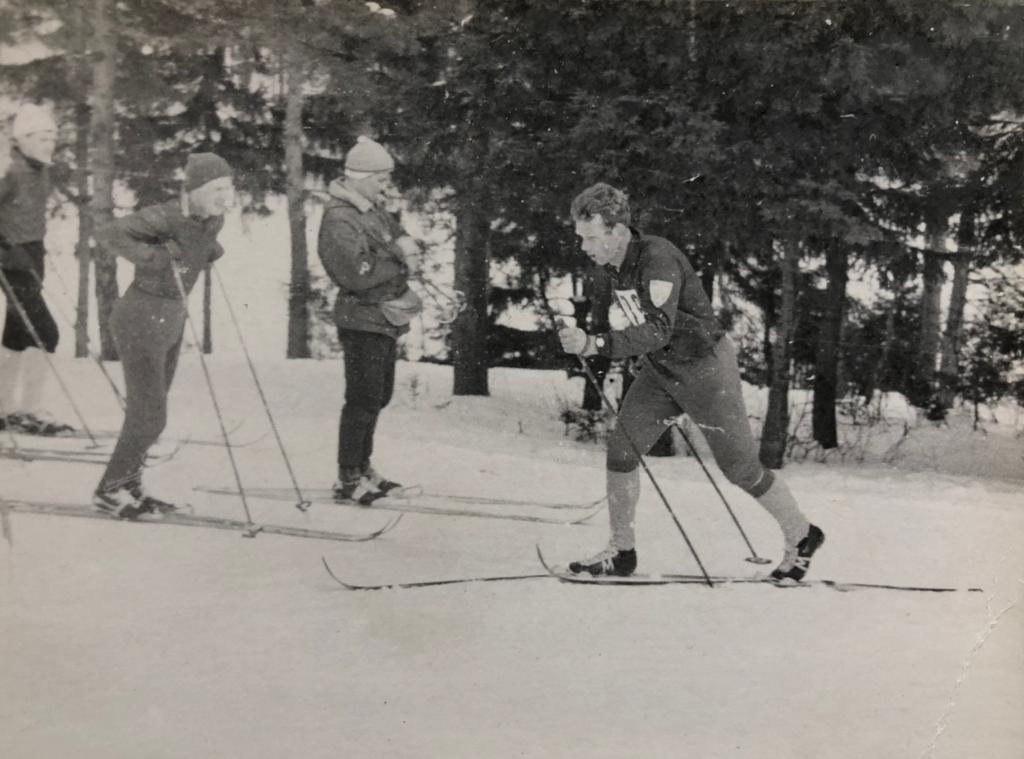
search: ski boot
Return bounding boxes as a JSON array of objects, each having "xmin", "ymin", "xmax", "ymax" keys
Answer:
[
  {"xmin": 568, "ymin": 546, "xmax": 638, "ymax": 577},
  {"xmin": 771, "ymin": 524, "xmax": 826, "ymax": 584},
  {"xmin": 364, "ymin": 466, "xmax": 402, "ymax": 496},
  {"xmin": 93, "ymin": 486, "xmax": 147, "ymax": 520},
  {"xmin": 333, "ymin": 475, "xmax": 385, "ymax": 506},
  {"xmin": 131, "ymin": 484, "xmax": 180, "ymax": 516},
  {"xmin": 11, "ymin": 411, "xmax": 74, "ymax": 436}
]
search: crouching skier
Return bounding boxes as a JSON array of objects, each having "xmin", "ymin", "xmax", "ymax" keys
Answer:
[
  {"xmin": 317, "ymin": 137, "xmax": 423, "ymax": 506},
  {"xmin": 557, "ymin": 183, "xmax": 824, "ymax": 584},
  {"xmin": 91, "ymin": 153, "xmax": 234, "ymax": 518}
]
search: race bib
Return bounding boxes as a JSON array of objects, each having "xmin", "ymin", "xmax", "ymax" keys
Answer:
[{"xmin": 612, "ymin": 289, "xmax": 646, "ymax": 327}]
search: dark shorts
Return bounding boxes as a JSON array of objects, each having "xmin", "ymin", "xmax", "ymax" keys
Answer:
[
  {"xmin": 608, "ymin": 336, "xmax": 773, "ymax": 497},
  {"xmin": 1, "ymin": 243, "xmax": 58, "ymax": 352}
]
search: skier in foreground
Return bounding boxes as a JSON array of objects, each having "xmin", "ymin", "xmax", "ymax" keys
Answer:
[
  {"xmin": 0, "ymin": 103, "xmax": 73, "ymax": 435},
  {"xmin": 318, "ymin": 136, "xmax": 423, "ymax": 505},
  {"xmin": 91, "ymin": 153, "xmax": 234, "ymax": 518},
  {"xmin": 557, "ymin": 183, "xmax": 824, "ymax": 583}
]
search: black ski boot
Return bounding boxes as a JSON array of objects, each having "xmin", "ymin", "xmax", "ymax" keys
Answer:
[
  {"xmin": 771, "ymin": 524, "xmax": 826, "ymax": 584},
  {"xmin": 11, "ymin": 412, "xmax": 74, "ymax": 436},
  {"xmin": 569, "ymin": 546, "xmax": 638, "ymax": 577}
]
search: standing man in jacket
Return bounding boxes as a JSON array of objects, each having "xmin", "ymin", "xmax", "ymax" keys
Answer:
[
  {"xmin": 318, "ymin": 137, "xmax": 422, "ymax": 505},
  {"xmin": 0, "ymin": 103, "xmax": 72, "ymax": 435},
  {"xmin": 557, "ymin": 183, "xmax": 824, "ymax": 583}
]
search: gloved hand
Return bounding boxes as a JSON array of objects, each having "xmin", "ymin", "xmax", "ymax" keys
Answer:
[
  {"xmin": 558, "ymin": 325, "xmax": 591, "ymax": 355},
  {"xmin": 395, "ymin": 235, "xmax": 419, "ymax": 258},
  {"xmin": 395, "ymin": 235, "xmax": 422, "ymax": 277}
]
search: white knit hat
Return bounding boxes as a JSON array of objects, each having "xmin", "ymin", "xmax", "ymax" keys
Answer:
[
  {"xmin": 344, "ymin": 136, "xmax": 394, "ymax": 178},
  {"xmin": 11, "ymin": 104, "xmax": 57, "ymax": 139}
]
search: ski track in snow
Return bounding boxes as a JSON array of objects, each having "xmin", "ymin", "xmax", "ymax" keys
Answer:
[{"xmin": 1, "ymin": 355, "xmax": 1022, "ymax": 759}]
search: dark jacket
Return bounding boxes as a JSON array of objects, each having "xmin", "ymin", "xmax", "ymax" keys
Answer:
[
  {"xmin": 95, "ymin": 199, "xmax": 225, "ymax": 300},
  {"xmin": 593, "ymin": 231, "xmax": 724, "ymax": 366},
  {"xmin": 0, "ymin": 148, "xmax": 50, "ymax": 270},
  {"xmin": 317, "ymin": 181, "xmax": 411, "ymax": 338}
]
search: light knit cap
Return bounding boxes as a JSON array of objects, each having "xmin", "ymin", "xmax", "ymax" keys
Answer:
[
  {"xmin": 11, "ymin": 104, "xmax": 57, "ymax": 138},
  {"xmin": 344, "ymin": 136, "xmax": 394, "ymax": 178}
]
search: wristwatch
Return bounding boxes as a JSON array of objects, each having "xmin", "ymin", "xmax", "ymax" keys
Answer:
[{"xmin": 594, "ymin": 335, "xmax": 606, "ymax": 351}]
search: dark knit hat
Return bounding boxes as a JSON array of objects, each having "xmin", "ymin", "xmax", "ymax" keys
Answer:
[{"xmin": 185, "ymin": 152, "xmax": 233, "ymax": 192}]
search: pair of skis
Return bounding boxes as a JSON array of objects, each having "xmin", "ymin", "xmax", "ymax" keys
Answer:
[
  {"xmin": 0, "ymin": 485, "xmax": 604, "ymax": 544},
  {"xmin": 0, "ymin": 423, "xmax": 266, "ymax": 467},
  {"xmin": 1, "ymin": 495, "xmax": 984, "ymax": 595},
  {"xmin": 195, "ymin": 485, "xmax": 607, "ymax": 527},
  {"xmin": 0, "ymin": 440, "xmax": 184, "ymax": 467},
  {"xmin": 320, "ymin": 546, "xmax": 985, "ymax": 594},
  {"xmin": 0, "ymin": 498, "xmax": 401, "ymax": 543}
]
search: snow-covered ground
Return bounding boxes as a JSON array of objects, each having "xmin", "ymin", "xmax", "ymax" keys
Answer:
[{"xmin": 1, "ymin": 355, "xmax": 1022, "ymax": 759}]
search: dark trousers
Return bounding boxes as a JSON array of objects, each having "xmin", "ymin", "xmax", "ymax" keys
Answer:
[
  {"xmin": 1, "ymin": 244, "xmax": 58, "ymax": 353},
  {"xmin": 98, "ymin": 287, "xmax": 186, "ymax": 491},
  {"xmin": 337, "ymin": 329, "xmax": 396, "ymax": 476}
]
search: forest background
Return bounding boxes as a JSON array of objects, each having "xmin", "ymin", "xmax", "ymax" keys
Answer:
[{"xmin": 2, "ymin": 0, "xmax": 1024, "ymax": 469}]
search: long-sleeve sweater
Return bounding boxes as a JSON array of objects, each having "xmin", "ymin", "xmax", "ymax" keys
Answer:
[
  {"xmin": 95, "ymin": 199, "xmax": 225, "ymax": 300},
  {"xmin": 593, "ymin": 230, "xmax": 724, "ymax": 366},
  {"xmin": 0, "ymin": 148, "xmax": 50, "ymax": 270}
]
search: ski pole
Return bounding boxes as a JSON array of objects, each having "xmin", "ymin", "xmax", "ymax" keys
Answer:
[
  {"xmin": 30, "ymin": 268, "xmax": 126, "ymax": 409},
  {"xmin": 0, "ymin": 268, "xmax": 99, "ymax": 447},
  {"xmin": 671, "ymin": 419, "xmax": 771, "ymax": 565},
  {"xmin": 168, "ymin": 257, "xmax": 259, "ymax": 535},
  {"xmin": 211, "ymin": 265, "xmax": 310, "ymax": 512}
]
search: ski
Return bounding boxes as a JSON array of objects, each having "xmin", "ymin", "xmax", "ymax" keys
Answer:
[
  {"xmin": 534, "ymin": 547, "xmax": 983, "ymax": 593},
  {"xmin": 64, "ymin": 420, "xmax": 265, "ymax": 449},
  {"xmin": 1, "ymin": 498, "xmax": 402, "ymax": 543},
  {"xmin": 197, "ymin": 484, "xmax": 603, "ymax": 511},
  {"xmin": 321, "ymin": 556, "xmax": 549, "ymax": 591},
  {"xmin": 1, "ymin": 440, "xmax": 183, "ymax": 467},
  {"xmin": 196, "ymin": 486, "xmax": 605, "ymax": 526}
]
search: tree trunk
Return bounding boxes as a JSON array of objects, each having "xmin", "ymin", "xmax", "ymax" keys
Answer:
[
  {"xmin": 89, "ymin": 0, "xmax": 118, "ymax": 360},
  {"xmin": 878, "ymin": 292, "xmax": 898, "ymax": 391},
  {"xmin": 910, "ymin": 244, "xmax": 946, "ymax": 407},
  {"xmin": 812, "ymin": 245, "xmax": 847, "ymax": 448},
  {"xmin": 73, "ymin": 2, "xmax": 92, "ymax": 359},
  {"xmin": 452, "ymin": 197, "xmax": 490, "ymax": 396},
  {"xmin": 698, "ymin": 242, "xmax": 717, "ymax": 302},
  {"xmin": 937, "ymin": 251, "xmax": 970, "ymax": 408},
  {"xmin": 759, "ymin": 241, "xmax": 798, "ymax": 469},
  {"xmin": 283, "ymin": 38, "xmax": 310, "ymax": 359},
  {"xmin": 202, "ymin": 265, "xmax": 213, "ymax": 353}
]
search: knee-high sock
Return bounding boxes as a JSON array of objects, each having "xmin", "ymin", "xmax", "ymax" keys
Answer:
[
  {"xmin": 608, "ymin": 468, "xmax": 641, "ymax": 551},
  {"xmin": 755, "ymin": 476, "xmax": 809, "ymax": 561},
  {"xmin": 18, "ymin": 347, "xmax": 50, "ymax": 415},
  {"xmin": 0, "ymin": 347, "xmax": 25, "ymax": 412}
]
